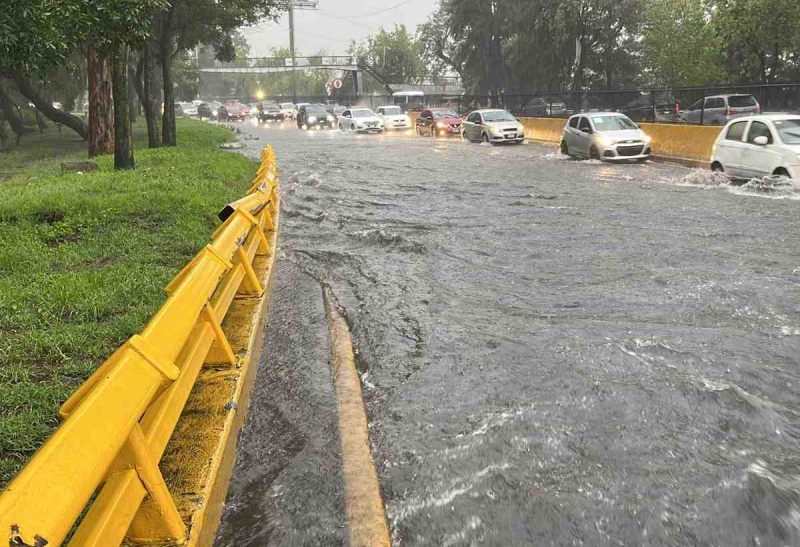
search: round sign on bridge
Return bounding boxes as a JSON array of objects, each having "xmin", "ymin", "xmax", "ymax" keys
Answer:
[{"xmin": 332, "ymin": 78, "xmax": 343, "ymax": 90}]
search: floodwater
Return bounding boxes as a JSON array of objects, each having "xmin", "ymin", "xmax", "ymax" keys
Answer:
[{"xmin": 218, "ymin": 120, "xmax": 800, "ymax": 546}]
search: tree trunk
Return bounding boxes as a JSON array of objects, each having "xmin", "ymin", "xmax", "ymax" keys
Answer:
[
  {"xmin": 141, "ymin": 42, "xmax": 162, "ymax": 148},
  {"xmin": 159, "ymin": 10, "xmax": 177, "ymax": 147},
  {"xmin": 87, "ymin": 46, "xmax": 115, "ymax": 156},
  {"xmin": 11, "ymin": 75, "xmax": 88, "ymax": 139},
  {"xmin": 112, "ymin": 43, "xmax": 134, "ymax": 170},
  {"xmin": 0, "ymin": 81, "xmax": 29, "ymax": 141}
]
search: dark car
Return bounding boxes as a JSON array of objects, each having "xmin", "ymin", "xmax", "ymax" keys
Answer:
[
  {"xmin": 518, "ymin": 97, "xmax": 568, "ymax": 117},
  {"xmin": 297, "ymin": 104, "xmax": 334, "ymax": 130},
  {"xmin": 257, "ymin": 102, "xmax": 284, "ymax": 122},
  {"xmin": 197, "ymin": 103, "xmax": 213, "ymax": 119},
  {"xmin": 219, "ymin": 101, "xmax": 247, "ymax": 122},
  {"xmin": 415, "ymin": 109, "xmax": 463, "ymax": 137},
  {"xmin": 326, "ymin": 104, "xmax": 347, "ymax": 119},
  {"xmin": 621, "ymin": 94, "xmax": 682, "ymax": 123}
]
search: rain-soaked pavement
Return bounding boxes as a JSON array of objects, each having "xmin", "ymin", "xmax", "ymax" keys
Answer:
[{"xmin": 216, "ymin": 120, "xmax": 800, "ymax": 546}]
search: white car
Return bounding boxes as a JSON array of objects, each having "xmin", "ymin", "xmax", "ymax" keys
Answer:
[
  {"xmin": 462, "ymin": 109, "xmax": 525, "ymax": 144},
  {"xmin": 375, "ymin": 105, "xmax": 410, "ymax": 130},
  {"xmin": 711, "ymin": 115, "xmax": 800, "ymax": 180},
  {"xmin": 338, "ymin": 108, "xmax": 385, "ymax": 133},
  {"xmin": 279, "ymin": 102, "xmax": 297, "ymax": 119},
  {"xmin": 561, "ymin": 112, "xmax": 651, "ymax": 161},
  {"xmin": 179, "ymin": 102, "xmax": 198, "ymax": 117}
]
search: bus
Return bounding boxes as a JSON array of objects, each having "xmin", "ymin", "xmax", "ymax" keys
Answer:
[{"xmin": 392, "ymin": 91, "xmax": 425, "ymax": 112}]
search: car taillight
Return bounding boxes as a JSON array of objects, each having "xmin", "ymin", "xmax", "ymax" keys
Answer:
[
  {"xmin": 675, "ymin": 103, "xmax": 680, "ymax": 114},
  {"xmin": 757, "ymin": 105, "xmax": 762, "ymax": 113},
  {"xmin": 727, "ymin": 108, "xmax": 737, "ymax": 115}
]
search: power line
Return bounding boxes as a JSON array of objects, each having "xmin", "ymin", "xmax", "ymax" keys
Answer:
[{"xmin": 323, "ymin": 0, "xmax": 420, "ymax": 19}]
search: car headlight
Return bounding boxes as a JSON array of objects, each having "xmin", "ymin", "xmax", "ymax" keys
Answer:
[
  {"xmin": 327, "ymin": 115, "xmax": 334, "ymax": 122},
  {"xmin": 642, "ymin": 134, "xmax": 652, "ymax": 144},
  {"xmin": 598, "ymin": 136, "xmax": 616, "ymax": 147},
  {"xmin": 437, "ymin": 122, "xmax": 447, "ymax": 128},
  {"xmin": 212, "ymin": 110, "xmax": 218, "ymax": 116},
  {"xmin": 308, "ymin": 116, "xmax": 317, "ymax": 123}
]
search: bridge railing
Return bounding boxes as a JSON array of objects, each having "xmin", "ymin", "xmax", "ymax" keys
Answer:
[{"xmin": 0, "ymin": 147, "xmax": 280, "ymax": 547}]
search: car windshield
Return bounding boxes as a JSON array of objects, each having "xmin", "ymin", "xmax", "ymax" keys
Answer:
[
  {"xmin": 483, "ymin": 110, "xmax": 515, "ymax": 122},
  {"xmin": 432, "ymin": 111, "xmax": 458, "ymax": 119},
  {"xmin": 279, "ymin": 103, "xmax": 295, "ymax": 109},
  {"xmin": 773, "ymin": 119, "xmax": 800, "ymax": 144},
  {"xmin": 729, "ymin": 95, "xmax": 757, "ymax": 108},
  {"xmin": 383, "ymin": 107, "xmax": 402, "ymax": 115},
  {"xmin": 591, "ymin": 115, "xmax": 637, "ymax": 131},
  {"xmin": 352, "ymin": 109, "xmax": 374, "ymax": 118}
]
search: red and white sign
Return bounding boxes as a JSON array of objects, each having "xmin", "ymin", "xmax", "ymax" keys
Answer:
[{"xmin": 332, "ymin": 78, "xmax": 344, "ymax": 90}]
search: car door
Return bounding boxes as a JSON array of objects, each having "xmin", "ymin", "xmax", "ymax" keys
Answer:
[
  {"xmin": 462, "ymin": 112, "xmax": 477, "ymax": 140},
  {"xmin": 717, "ymin": 120, "xmax": 750, "ymax": 177},
  {"xmin": 704, "ymin": 97, "xmax": 725, "ymax": 125},
  {"xmin": 564, "ymin": 116, "xmax": 580, "ymax": 151},
  {"xmin": 576, "ymin": 116, "xmax": 593, "ymax": 157},
  {"xmin": 742, "ymin": 120, "xmax": 781, "ymax": 177},
  {"xmin": 340, "ymin": 110, "xmax": 352, "ymax": 129}
]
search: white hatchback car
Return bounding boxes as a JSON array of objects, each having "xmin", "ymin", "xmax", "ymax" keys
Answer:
[
  {"xmin": 711, "ymin": 115, "xmax": 800, "ymax": 180},
  {"xmin": 375, "ymin": 105, "xmax": 410, "ymax": 130},
  {"xmin": 561, "ymin": 112, "xmax": 652, "ymax": 161}
]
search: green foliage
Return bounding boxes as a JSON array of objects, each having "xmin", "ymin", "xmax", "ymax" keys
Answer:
[
  {"xmin": 0, "ymin": 119, "xmax": 255, "ymax": 486},
  {"xmin": 350, "ymin": 25, "xmax": 426, "ymax": 91},
  {"xmin": 713, "ymin": 0, "xmax": 800, "ymax": 83},
  {"xmin": 642, "ymin": 0, "xmax": 724, "ymax": 86}
]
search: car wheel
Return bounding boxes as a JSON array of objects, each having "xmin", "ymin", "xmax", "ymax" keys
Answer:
[
  {"xmin": 774, "ymin": 167, "xmax": 791, "ymax": 179},
  {"xmin": 560, "ymin": 140, "xmax": 570, "ymax": 156},
  {"xmin": 481, "ymin": 132, "xmax": 489, "ymax": 143},
  {"xmin": 431, "ymin": 127, "xmax": 437, "ymax": 138},
  {"xmin": 589, "ymin": 146, "xmax": 601, "ymax": 160},
  {"xmin": 711, "ymin": 162, "xmax": 724, "ymax": 173}
]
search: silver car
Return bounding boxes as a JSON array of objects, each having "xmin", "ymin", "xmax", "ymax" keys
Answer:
[
  {"xmin": 561, "ymin": 112, "xmax": 652, "ymax": 161},
  {"xmin": 680, "ymin": 94, "xmax": 760, "ymax": 125},
  {"xmin": 462, "ymin": 109, "xmax": 525, "ymax": 144}
]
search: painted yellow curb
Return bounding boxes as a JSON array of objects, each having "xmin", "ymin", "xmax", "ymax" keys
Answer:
[{"xmin": 323, "ymin": 289, "xmax": 391, "ymax": 547}]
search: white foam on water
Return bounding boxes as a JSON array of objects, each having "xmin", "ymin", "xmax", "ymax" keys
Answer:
[
  {"xmin": 441, "ymin": 516, "xmax": 483, "ymax": 547},
  {"xmin": 389, "ymin": 463, "xmax": 510, "ymax": 526}
]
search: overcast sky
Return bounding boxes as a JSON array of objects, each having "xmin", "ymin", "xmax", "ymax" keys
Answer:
[{"xmin": 241, "ymin": 0, "xmax": 436, "ymax": 57}]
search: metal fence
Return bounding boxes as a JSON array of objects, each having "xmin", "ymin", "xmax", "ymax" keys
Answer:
[
  {"xmin": 423, "ymin": 83, "xmax": 800, "ymax": 125},
  {"xmin": 201, "ymin": 83, "xmax": 800, "ymax": 125}
]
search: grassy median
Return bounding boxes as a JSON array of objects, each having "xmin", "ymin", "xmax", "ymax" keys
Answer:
[{"xmin": 0, "ymin": 119, "xmax": 255, "ymax": 485}]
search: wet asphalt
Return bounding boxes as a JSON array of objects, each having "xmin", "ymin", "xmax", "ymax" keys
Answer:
[{"xmin": 216, "ymin": 120, "xmax": 800, "ymax": 546}]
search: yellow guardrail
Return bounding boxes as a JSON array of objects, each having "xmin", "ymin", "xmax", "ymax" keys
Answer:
[{"xmin": 0, "ymin": 146, "xmax": 280, "ymax": 547}]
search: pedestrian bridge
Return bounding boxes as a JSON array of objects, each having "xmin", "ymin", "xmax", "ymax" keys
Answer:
[{"xmin": 198, "ymin": 56, "xmax": 360, "ymax": 74}]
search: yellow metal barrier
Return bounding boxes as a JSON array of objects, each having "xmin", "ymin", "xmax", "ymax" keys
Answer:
[
  {"xmin": 517, "ymin": 117, "xmax": 723, "ymax": 163},
  {"xmin": 0, "ymin": 146, "xmax": 281, "ymax": 547}
]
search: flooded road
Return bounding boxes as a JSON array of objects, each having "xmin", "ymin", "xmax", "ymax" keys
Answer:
[{"xmin": 219, "ymin": 121, "xmax": 800, "ymax": 546}]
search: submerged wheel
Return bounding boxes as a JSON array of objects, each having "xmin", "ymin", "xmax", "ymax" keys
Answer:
[
  {"xmin": 589, "ymin": 146, "xmax": 600, "ymax": 160},
  {"xmin": 711, "ymin": 162, "xmax": 724, "ymax": 173},
  {"xmin": 774, "ymin": 167, "xmax": 790, "ymax": 178},
  {"xmin": 482, "ymin": 132, "xmax": 489, "ymax": 143},
  {"xmin": 560, "ymin": 140, "xmax": 570, "ymax": 156}
]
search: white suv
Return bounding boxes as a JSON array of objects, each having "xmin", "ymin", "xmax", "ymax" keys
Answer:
[{"xmin": 711, "ymin": 115, "xmax": 800, "ymax": 180}]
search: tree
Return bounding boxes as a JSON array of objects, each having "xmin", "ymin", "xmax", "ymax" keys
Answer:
[
  {"xmin": 642, "ymin": 0, "xmax": 723, "ymax": 86},
  {"xmin": 713, "ymin": 0, "xmax": 800, "ymax": 83},
  {"xmin": 152, "ymin": 0, "xmax": 285, "ymax": 147},
  {"xmin": 350, "ymin": 25, "xmax": 427, "ymax": 90},
  {"xmin": 417, "ymin": 10, "xmax": 466, "ymax": 81}
]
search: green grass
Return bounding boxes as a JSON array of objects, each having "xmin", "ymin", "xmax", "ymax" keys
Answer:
[{"xmin": 0, "ymin": 119, "xmax": 255, "ymax": 486}]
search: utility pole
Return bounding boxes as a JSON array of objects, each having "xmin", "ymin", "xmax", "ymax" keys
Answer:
[
  {"xmin": 289, "ymin": 2, "xmax": 297, "ymax": 103},
  {"xmin": 287, "ymin": 0, "xmax": 318, "ymax": 104}
]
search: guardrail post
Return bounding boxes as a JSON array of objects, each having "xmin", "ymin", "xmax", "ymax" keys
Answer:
[
  {"xmin": 236, "ymin": 247, "xmax": 264, "ymax": 295},
  {"xmin": 203, "ymin": 303, "xmax": 237, "ymax": 365}
]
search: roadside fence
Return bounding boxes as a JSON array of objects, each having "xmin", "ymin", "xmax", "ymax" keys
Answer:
[
  {"xmin": 228, "ymin": 82, "xmax": 800, "ymax": 126},
  {"xmin": 0, "ymin": 147, "xmax": 280, "ymax": 547}
]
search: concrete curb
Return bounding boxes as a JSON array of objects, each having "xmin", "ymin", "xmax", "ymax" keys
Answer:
[{"xmin": 323, "ymin": 289, "xmax": 391, "ymax": 547}]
